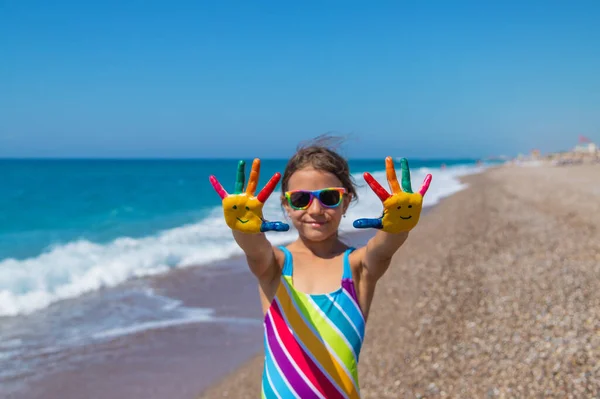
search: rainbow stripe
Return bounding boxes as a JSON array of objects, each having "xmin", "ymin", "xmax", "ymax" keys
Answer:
[{"xmin": 261, "ymin": 247, "xmax": 366, "ymax": 399}]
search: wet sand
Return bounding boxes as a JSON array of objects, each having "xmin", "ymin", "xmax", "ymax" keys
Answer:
[
  {"xmin": 197, "ymin": 163, "xmax": 600, "ymax": 398},
  {"xmin": 4, "ymin": 258, "xmax": 265, "ymax": 399}
]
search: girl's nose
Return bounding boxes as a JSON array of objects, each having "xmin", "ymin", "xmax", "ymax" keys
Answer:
[{"xmin": 307, "ymin": 197, "xmax": 324, "ymax": 215}]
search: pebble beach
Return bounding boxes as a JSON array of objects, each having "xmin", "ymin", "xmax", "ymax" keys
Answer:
[{"xmin": 197, "ymin": 163, "xmax": 600, "ymax": 398}]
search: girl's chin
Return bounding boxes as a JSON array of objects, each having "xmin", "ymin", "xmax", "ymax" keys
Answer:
[{"xmin": 297, "ymin": 227, "xmax": 338, "ymax": 241}]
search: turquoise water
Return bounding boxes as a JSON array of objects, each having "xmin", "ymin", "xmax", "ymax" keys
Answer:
[{"xmin": 0, "ymin": 158, "xmax": 476, "ymax": 261}]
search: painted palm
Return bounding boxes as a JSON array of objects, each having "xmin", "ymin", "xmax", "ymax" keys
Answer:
[
  {"xmin": 353, "ymin": 157, "xmax": 432, "ymax": 233},
  {"xmin": 209, "ymin": 159, "xmax": 289, "ymax": 233}
]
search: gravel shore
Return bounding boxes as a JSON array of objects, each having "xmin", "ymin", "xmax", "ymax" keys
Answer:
[{"xmin": 198, "ymin": 164, "xmax": 600, "ymax": 398}]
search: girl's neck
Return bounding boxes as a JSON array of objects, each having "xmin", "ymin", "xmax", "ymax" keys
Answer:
[{"xmin": 292, "ymin": 233, "xmax": 347, "ymax": 259}]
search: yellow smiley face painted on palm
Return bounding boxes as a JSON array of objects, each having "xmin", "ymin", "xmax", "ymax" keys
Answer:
[
  {"xmin": 353, "ymin": 157, "xmax": 432, "ymax": 234},
  {"xmin": 381, "ymin": 190, "xmax": 424, "ymax": 232},
  {"xmin": 209, "ymin": 159, "xmax": 289, "ymax": 234},
  {"xmin": 222, "ymin": 195, "xmax": 264, "ymax": 232}
]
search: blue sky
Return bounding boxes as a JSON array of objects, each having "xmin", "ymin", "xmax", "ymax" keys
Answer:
[{"xmin": 1, "ymin": 0, "xmax": 599, "ymax": 159}]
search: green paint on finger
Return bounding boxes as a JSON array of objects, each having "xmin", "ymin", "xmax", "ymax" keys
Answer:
[
  {"xmin": 235, "ymin": 160, "xmax": 245, "ymax": 194},
  {"xmin": 400, "ymin": 158, "xmax": 413, "ymax": 193}
]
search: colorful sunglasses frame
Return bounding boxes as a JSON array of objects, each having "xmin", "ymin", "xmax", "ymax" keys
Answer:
[{"xmin": 284, "ymin": 187, "xmax": 347, "ymax": 210}]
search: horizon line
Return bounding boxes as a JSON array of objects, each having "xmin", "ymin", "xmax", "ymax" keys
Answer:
[{"xmin": 0, "ymin": 155, "xmax": 489, "ymax": 161}]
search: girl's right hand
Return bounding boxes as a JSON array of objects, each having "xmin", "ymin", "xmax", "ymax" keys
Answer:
[{"xmin": 209, "ymin": 158, "xmax": 290, "ymax": 234}]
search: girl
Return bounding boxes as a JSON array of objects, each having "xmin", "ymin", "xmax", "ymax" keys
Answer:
[{"xmin": 209, "ymin": 139, "xmax": 431, "ymax": 399}]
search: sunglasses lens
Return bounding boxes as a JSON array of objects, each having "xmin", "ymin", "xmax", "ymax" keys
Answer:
[
  {"xmin": 289, "ymin": 192, "xmax": 311, "ymax": 209},
  {"xmin": 319, "ymin": 189, "xmax": 342, "ymax": 207}
]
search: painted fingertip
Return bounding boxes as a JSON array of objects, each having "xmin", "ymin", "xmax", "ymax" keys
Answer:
[
  {"xmin": 353, "ymin": 219, "xmax": 368, "ymax": 228},
  {"xmin": 261, "ymin": 221, "xmax": 290, "ymax": 232},
  {"xmin": 278, "ymin": 224, "xmax": 290, "ymax": 232},
  {"xmin": 271, "ymin": 222, "xmax": 287, "ymax": 232},
  {"xmin": 419, "ymin": 174, "xmax": 433, "ymax": 196},
  {"xmin": 354, "ymin": 218, "xmax": 384, "ymax": 229}
]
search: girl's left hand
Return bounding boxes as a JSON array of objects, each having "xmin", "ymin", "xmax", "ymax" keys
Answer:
[{"xmin": 353, "ymin": 157, "xmax": 432, "ymax": 233}]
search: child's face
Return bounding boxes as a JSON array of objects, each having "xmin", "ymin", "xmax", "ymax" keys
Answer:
[{"xmin": 282, "ymin": 167, "xmax": 350, "ymax": 242}]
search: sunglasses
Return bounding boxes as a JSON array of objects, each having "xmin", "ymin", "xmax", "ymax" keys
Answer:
[{"xmin": 284, "ymin": 187, "xmax": 346, "ymax": 210}]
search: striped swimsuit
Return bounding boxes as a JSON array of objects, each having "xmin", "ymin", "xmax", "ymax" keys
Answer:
[{"xmin": 261, "ymin": 246, "xmax": 366, "ymax": 399}]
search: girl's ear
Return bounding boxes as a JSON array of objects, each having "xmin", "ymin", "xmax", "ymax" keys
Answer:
[
  {"xmin": 280, "ymin": 195, "xmax": 292, "ymax": 221},
  {"xmin": 342, "ymin": 193, "xmax": 352, "ymax": 214},
  {"xmin": 280, "ymin": 194, "xmax": 291, "ymax": 212}
]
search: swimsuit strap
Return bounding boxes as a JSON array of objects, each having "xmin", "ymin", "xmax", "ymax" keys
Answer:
[
  {"xmin": 277, "ymin": 245, "xmax": 293, "ymax": 276},
  {"xmin": 342, "ymin": 247, "xmax": 356, "ymax": 280}
]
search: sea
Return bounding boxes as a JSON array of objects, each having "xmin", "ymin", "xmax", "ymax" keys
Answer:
[{"xmin": 0, "ymin": 158, "xmax": 490, "ymax": 393}]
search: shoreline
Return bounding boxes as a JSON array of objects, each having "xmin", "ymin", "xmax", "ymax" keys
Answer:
[
  {"xmin": 1, "ymin": 163, "xmax": 511, "ymax": 399},
  {"xmin": 2, "ymin": 166, "xmax": 475, "ymax": 399}
]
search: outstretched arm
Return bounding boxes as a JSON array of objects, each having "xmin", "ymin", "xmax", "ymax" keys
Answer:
[
  {"xmin": 231, "ymin": 230, "xmax": 279, "ymax": 280},
  {"xmin": 354, "ymin": 157, "xmax": 432, "ymax": 281},
  {"xmin": 209, "ymin": 158, "xmax": 289, "ymax": 280},
  {"xmin": 361, "ymin": 229, "xmax": 410, "ymax": 280}
]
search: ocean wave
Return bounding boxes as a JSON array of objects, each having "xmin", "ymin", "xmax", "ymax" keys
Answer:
[{"xmin": 0, "ymin": 163, "xmax": 485, "ymax": 317}]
